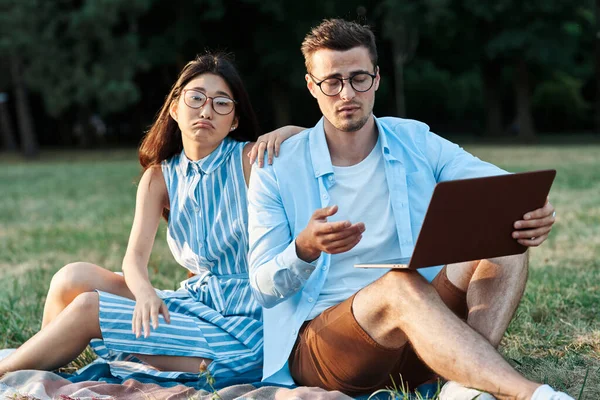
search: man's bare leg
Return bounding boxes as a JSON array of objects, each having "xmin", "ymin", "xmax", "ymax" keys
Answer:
[
  {"xmin": 1, "ymin": 292, "xmax": 209, "ymax": 375},
  {"xmin": 42, "ymin": 262, "xmax": 133, "ymax": 328},
  {"xmin": 446, "ymin": 254, "xmax": 529, "ymax": 347},
  {"xmin": 353, "ymin": 269, "xmax": 539, "ymax": 400}
]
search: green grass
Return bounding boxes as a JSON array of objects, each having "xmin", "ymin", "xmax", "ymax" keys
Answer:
[{"xmin": 1, "ymin": 144, "xmax": 599, "ymax": 398}]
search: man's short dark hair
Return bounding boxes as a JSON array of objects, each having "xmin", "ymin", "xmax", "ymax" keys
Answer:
[{"xmin": 301, "ymin": 18, "xmax": 378, "ymax": 73}]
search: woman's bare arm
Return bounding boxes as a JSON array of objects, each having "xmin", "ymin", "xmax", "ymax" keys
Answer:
[{"xmin": 121, "ymin": 166, "xmax": 171, "ymax": 336}]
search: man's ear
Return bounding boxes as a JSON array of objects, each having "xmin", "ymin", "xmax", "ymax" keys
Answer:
[
  {"xmin": 306, "ymin": 74, "xmax": 318, "ymax": 99},
  {"xmin": 169, "ymin": 100, "xmax": 178, "ymax": 122},
  {"xmin": 374, "ymin": 66, "xmax": 381, "ymax": 91}
]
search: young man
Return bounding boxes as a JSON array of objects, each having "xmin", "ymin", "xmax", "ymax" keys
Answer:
[{"xmin": 248, "ymin": 19, "xmax": 570, "ymax": 400}]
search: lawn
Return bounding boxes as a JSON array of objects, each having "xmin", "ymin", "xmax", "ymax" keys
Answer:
[{"xmin": 0, "ymin": 144, "xmax": 599, "ymax": 398}]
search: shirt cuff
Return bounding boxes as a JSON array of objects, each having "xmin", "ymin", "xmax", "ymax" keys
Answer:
[{"xmin": 276, "ymin": 239, "xmax": 318, "ymax": 281}]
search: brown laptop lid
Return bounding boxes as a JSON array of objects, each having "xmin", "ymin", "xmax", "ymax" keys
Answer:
[{"xmin": 408, "ymin": 170, "xmax": 556, "ymax": 269}]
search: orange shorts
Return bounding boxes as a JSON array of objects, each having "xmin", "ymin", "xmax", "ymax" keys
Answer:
[{"xmin": 288, "ymin": 266, "xmax": 468, "ymax": 396}]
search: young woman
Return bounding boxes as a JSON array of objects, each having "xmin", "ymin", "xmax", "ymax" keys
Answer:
[{"xmin": 0, "ymin": 52, "xmax": 302, "ymax": 384}]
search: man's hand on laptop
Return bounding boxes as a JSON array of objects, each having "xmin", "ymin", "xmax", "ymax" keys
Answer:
[
  {"xmin": 512, "ymin": 196, "xmax": 556, "ymax": 247},
  {"xmin": 296, "ymin": 205, "xmax": 366, "ymax": 262}
]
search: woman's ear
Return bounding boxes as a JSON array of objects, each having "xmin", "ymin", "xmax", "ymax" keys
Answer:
[
  {"xmin": 230, "ymin": 116, "xmax": 239, "ymax": 131},
  {"xmin": 169, "ymin": 100, "xmax": 179, "ymax": 122}
]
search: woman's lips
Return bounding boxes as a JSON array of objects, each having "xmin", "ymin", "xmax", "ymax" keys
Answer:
[{"xmin": 192, "ymin": 121, "xmax": 214, "ymax": 129}]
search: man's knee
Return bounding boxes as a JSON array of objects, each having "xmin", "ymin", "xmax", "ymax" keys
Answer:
[
  {"xmin": 489, "ymin": 252, "xmax": 529, "ymax": 273},
  {"xmin": 369, "ymin": 270, "xmax": 439, "ymax": 315},
  {"xmin": 446, "ymin": 261, "xmax": 480, "ymax": 292},
  {"xmin": 447, "ymin": 253, "xmax": 529, "ymax": 292}
]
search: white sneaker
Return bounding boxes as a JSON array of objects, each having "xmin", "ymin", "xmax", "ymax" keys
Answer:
[
  {"xmin": 439, "ymin": 381, "xmax": 496, "ymax": 400},
  {"xmin": 531, "ymin": 384, "xmax": 574, "ymax": 400}
]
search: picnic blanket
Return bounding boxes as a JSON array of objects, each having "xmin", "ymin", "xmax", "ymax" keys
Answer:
[
  {"xmin": 0, "ymin": 370, "xmax": 354, "ymax": 399},
  {"xmin": 0, "ymin": 350, "xmax": 438, "ymax": 399}
]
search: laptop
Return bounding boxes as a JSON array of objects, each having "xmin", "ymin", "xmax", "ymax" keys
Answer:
[{"xmin": 355, "ymin": 169, "xmax": 556, "ymax": 270}]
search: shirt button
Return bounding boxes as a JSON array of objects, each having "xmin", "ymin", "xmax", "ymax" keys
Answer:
[
  {"xmin": 322, "ymin": 266, "xmax": 327, "ymax": 271},
  {"xmin": 292, "ymin": 330, "xmax": 298, "ymax": 336},
  {"xmin": 305, "ymin": 269, "xmax": 311, "ymax": 274},
  {"xmin": 322, "ymin": 194, "xmax": 328, "ymax": 200},
  {"xmin": 308, "ymin": 298, "xmax": 314, "ymax": 303},
  {"xmin": 328, "ymin": 176, "xmax": 333, "ymax": 181}
]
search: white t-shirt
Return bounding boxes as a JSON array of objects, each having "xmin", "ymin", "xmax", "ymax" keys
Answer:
[{"xmin": 307, "ymin": 140, "xmax": 402, "ymax": 319}]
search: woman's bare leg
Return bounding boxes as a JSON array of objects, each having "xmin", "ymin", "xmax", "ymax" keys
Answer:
[
  {"xmin": 42, "ymin": 262, "xmax": 133, "ymax": 328},
  {"xmin": 135, "ymin": 354, "xmax": 212, "ymax": 372},
  {"xmin": 1, "ymin": 292, "xmax": 103, "ymax": 373},
  {"xmin": 2, "ymin": 292, "xmax": 210, "ymax": 375}
]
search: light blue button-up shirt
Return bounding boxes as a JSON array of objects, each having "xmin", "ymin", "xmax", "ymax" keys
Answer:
[{"xmin": 247, "ymin": 116, "xmax": 506, "ymax": 384}]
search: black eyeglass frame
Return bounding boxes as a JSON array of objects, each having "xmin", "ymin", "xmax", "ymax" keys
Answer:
[
  {"xmin": 181, "ymin": 89, "xmax": 238, "ymax": 115},
  {"xmin": 308, "ymin": 68, "xmax": 378, "ymax": 97}
]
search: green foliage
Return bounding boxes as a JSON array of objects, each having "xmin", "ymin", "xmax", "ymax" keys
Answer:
[
  {"xmin": 0, "ymin": 0, "xmax": 151, "ymax": 116},
  {"xmin": 532, "ymin": 73, "xmax": 590, "ymax": 131},
  {"xmin": 0, "ymin": 0, "xmax": 596, "ymax": 139},
  {"xmin": 404, "ymin": 60, "xmax": 483, "ymax": 129}
]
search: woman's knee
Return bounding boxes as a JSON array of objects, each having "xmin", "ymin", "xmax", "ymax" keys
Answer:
[
  {"xmin": 49, "ymin": 262, "xmax": 97, "ymax": 299},
  {"xmin": 70, "ymin": 292, "xmax": 100, "ymax": 315}
]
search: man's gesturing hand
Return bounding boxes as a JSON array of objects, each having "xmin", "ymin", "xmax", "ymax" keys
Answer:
[{"xmin": 295, "ymin": 205, "xmax": 366, "ymax": 263}]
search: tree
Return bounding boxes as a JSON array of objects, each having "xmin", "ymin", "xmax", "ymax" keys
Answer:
[
  {"xmin": 0, "ymin": 0, "xmax": 154, "ymax": 149},
  {"xmin": 0, "ymin": 92, "xmax": 17, "ymax": 152},
  {"xmin": 596, "ymin": 0, "xmax": 600, "ymax": 133},
  {"xmin": 376, "ymin": 0, "xmax": 450, "ymax": 118},
  {"xmin": 464, "ymin": 0, "xmax": 585, "ymax": 140},
  {"xmin": 0, "ymin": 0, "xmax": 41, "ymax": 156}
]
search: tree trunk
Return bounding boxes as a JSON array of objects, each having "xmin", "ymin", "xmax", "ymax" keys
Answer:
[
  {"xmin": 10, "ymin": 56, "xmax": 39, "ymax": 157},
  {"xmin": 595, "ymin": 0, "xmax": 600, "ymax": 133},
  {"xmin": 0, "ymin": 94, "xmax": 18, "ymax": 151},
  {"xmin": 481, "ymin": 59, "xmax": 503, "ymax": 137},
  {"xmin": 271, "ymin": 82, "xmax": 291, "ymax": 128},
  {"xmin": 513, "ymin": 57, "xmax": 535, "ymax": 141},
  {"xmin": 393, "ymin": 50, "xmax": 406, "ymax": 118}
]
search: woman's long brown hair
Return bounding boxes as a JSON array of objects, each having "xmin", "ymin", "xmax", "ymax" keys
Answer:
[{"xmin": 138, "ymin": 52, "xmax": 260, "ymax": 220}]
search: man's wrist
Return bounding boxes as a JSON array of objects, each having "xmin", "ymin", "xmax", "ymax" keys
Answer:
[{"xmin": 295, "ymin": 234, "xmax": 320, "ymax": 263}]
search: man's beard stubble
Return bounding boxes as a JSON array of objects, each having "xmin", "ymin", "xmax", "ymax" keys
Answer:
[{"xmin": 332, "ymin": 113, "xmax": 371, "ymax": 133}]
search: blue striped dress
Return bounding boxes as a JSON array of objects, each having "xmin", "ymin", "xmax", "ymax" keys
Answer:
[{"xmin": 90, "ymin": 137, "xmax": 263, "ymax": 383}]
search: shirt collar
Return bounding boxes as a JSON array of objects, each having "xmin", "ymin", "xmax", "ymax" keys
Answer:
[
  {"xmin": 308, "ymin": 117, "xmax": 334, "ymax": 178},
  {"xmin": 177, "ymin": 137, "xmax": 236, "ymax": 176},
  {"xmin": 374, "ymin": 116, "xmax": 401, "ymax": 164},
  {"xmin": 308, "ymin": 115, "xmax": 401, "ymax": 178}
]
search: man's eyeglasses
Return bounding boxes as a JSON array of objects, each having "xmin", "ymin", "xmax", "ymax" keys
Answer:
[
  {"xmin": 309, "ymin": 70, "xmax": 377, "ymax": 97},
  {"xmin": 182, "ymin": 89, "xmax": 237, "ymax": 115}
]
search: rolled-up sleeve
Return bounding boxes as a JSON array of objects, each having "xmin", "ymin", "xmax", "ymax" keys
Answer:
[{"xmin": 247, "ymin": 163, "xmax": 316, "ymax": 308}]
